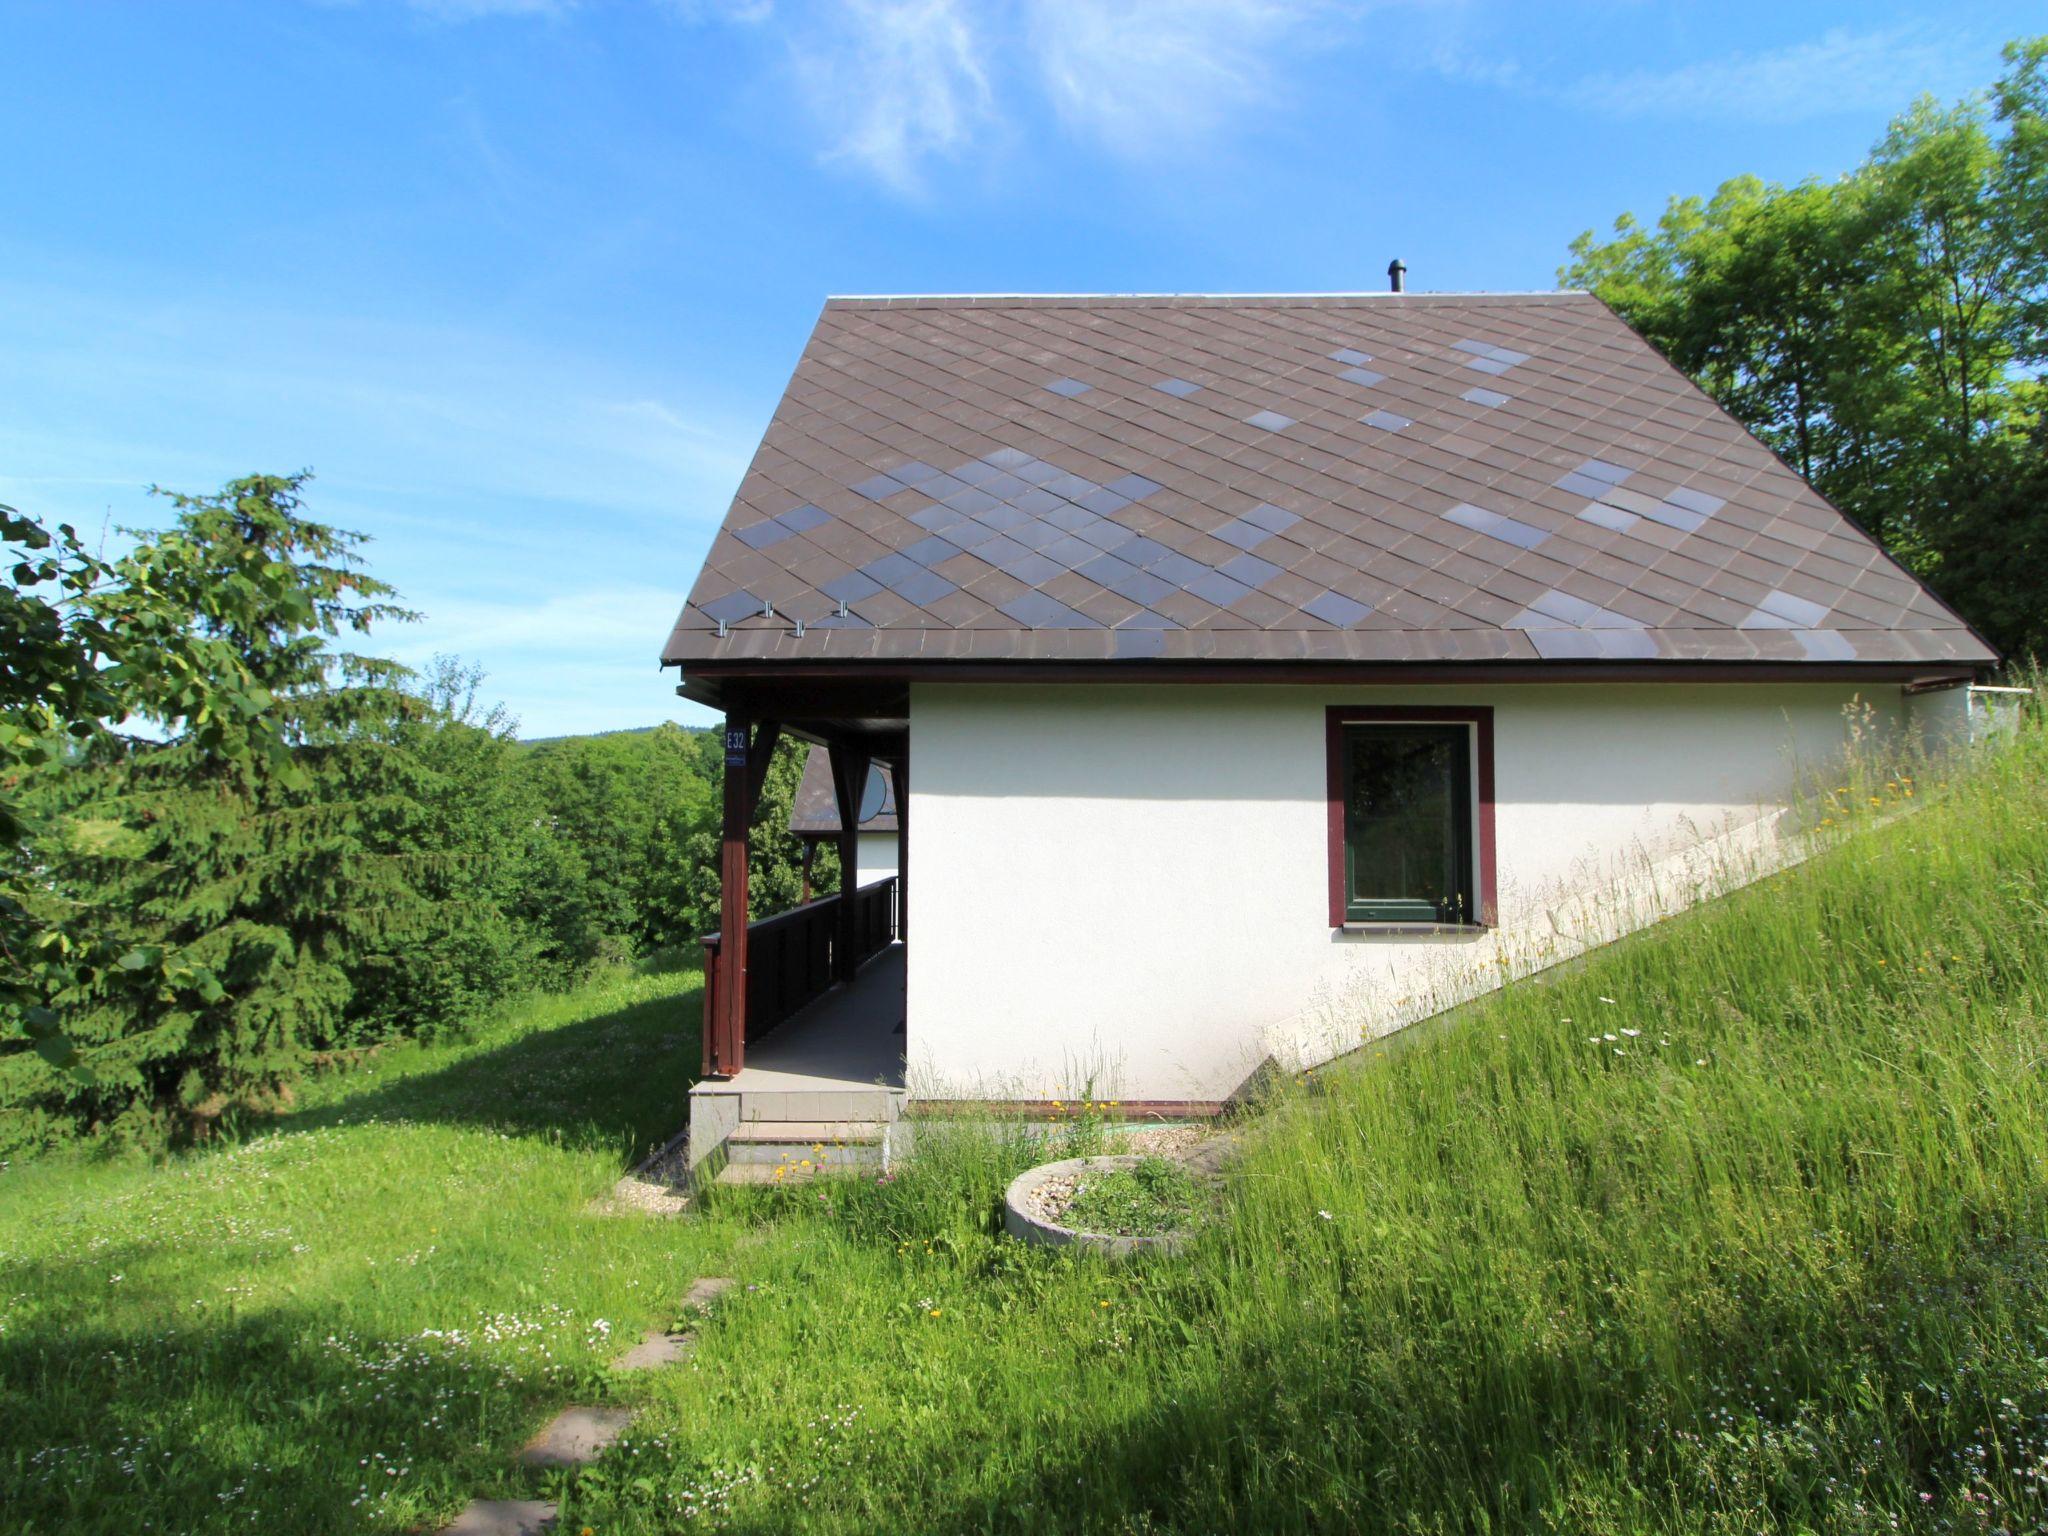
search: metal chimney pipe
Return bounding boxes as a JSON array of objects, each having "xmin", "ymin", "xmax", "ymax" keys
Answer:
[{"xmin": 1387, "ymin": 258, "xmax": 1407, "ymax": 294}]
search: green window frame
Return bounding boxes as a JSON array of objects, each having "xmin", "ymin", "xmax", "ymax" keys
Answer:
[{"xmin": 1338, "ymin": 722, "xmax": 1477, "ymax": 924}]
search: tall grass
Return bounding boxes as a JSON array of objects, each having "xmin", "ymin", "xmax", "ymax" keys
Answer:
[
  {"xmin": 577, "ymin": 705, "xmax": 2048, "ymax": 1535},
  {"xmin": 4, "ymin": 708, "xmax": 2044, "ymax": 1534}
]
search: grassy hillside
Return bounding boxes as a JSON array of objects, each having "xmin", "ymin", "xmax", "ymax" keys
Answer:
[{"xmin": 2, "ymin": 711, "xmax": 2044, "ymax": 1533}]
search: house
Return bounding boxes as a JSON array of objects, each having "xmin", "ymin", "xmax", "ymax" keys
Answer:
[
  {"xmin": 788, "ymin": 745, "xmax": 898, "ymax": 900},
  {"xmin": 661, "ymin": 288, "xmax": 1993, "ymax": 1169}
]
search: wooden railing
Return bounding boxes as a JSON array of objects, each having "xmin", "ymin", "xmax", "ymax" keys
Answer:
[{"xmin": 699, "ymin": 876, "xmax": 898, "ymax": 1075}]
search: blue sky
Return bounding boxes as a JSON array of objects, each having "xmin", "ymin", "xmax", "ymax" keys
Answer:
[{"xmin": 1, "ymin": 0, "xmax": 2035, "ymax": 736}]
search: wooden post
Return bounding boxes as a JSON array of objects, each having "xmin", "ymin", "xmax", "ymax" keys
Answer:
[
  {"xmin": 828, "ymin": 740, "xmax": 871, "ymax": 983},
  {"xmin": 894, "ymin": 751, "xmax": 908, "ymax": 942},
  {"xmin": 711, "ymin": 712, "xmax": 754, "ymax": 1077}
]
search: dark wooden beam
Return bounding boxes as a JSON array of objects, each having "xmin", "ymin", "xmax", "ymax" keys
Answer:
[
  {"xmin": 894, "ymin": 747, "xmax": 909, "ymax": 943},
  {"xmin": 710, "ymin": 711, "xmax": 754, "ymax": 1077},
  {"xmin": 744, "ymin": 719, "xmax": 783, "ymax": 807},
  {"xmin": 827, "ymin": 739, "xmax": 872, "ymax": 984}
]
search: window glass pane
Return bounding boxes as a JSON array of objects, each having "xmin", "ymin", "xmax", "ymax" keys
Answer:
[{"xmin": 1344, "ymin": 724, "xmax": 1472, "ymax": 921}]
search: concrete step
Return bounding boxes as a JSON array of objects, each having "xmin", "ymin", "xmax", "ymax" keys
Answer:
[
  {"xmin": 736, "ymin": 1087, "xmax": 903, "ymax": 1123},
  {"xmin": 726, "ymin": 1120, "xmax": 886, "ymax": 1144},
  {"xmin": 714, "ymin": 1157, "xmax": 874, "ymax": 1185},
  {"xmin": 723, "ymin": 1135, "xmax": 884, "ymax": 1169}
]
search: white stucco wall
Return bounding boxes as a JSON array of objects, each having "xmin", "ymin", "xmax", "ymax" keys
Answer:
[
  {"xmin": 855, "ymin": 830, "xmax": 899, "ymax": 887},
  {"xmin": 905, "ymin": 681, "xmax": 1907, "ymax": 1103}
]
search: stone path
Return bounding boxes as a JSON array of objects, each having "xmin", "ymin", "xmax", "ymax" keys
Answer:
[
  {"xmin": 437, "ymin": 1499, "xmax": 558, "ymax": 1535},
  {"xmin": 516, "ymin": 1405, "xmax": 635, "ymax": 1469},
  {"xmin": 434, "ymin": 1278, "xmax": 735, "ymax": 1535}
]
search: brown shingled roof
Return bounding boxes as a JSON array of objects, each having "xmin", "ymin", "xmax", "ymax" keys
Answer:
[{"xmin": 662, "ymin": 293, "xmax": 1992, "ymax": 673}]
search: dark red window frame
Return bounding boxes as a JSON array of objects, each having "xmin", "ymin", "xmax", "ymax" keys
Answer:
[{"xmin": 1325, "ymin": 705, "xmax": 1497, "ymax": 928}]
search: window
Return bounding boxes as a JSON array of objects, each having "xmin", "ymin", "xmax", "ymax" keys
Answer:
[{"xmin": 1326, "ymin": 707, "xmax": 1495, "ymax": 928}]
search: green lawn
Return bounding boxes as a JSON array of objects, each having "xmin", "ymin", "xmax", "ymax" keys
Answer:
[{"xmin": 5, "ymin": 714, "xmax": 2047, "ymax": 1534}]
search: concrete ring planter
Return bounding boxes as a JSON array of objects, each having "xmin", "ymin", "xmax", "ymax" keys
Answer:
[{"xmin": 1002, "ymin": 1154, "xmax": 1194, "ymax": 1258}]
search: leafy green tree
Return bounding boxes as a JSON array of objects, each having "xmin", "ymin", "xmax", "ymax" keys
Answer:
[{"xmin": 1564, "ymin": 35, "xmax": 2048, "ymax": 657}]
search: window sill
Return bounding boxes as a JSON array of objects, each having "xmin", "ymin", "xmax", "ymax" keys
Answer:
[{"xmin": 1334, "ymin": 921, "xmax": 1489, "ymax": 940}]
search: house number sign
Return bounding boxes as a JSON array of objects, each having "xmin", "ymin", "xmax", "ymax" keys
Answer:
[{"xmin": 724, "ymin": 727, "xmax": 748, "ymax": 767}]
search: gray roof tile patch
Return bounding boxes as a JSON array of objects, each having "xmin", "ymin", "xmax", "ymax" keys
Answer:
[
  {"xmin": 1339, "ymin": 367, "xmax": 1386, "ymax": 387},
  {"xmin": 1528, "ymin": 629, "xmax": 1605, "ymax": 659},
  {"xmin": 1464, "ymin": 356, "xmax": 1512, "ymax": 375},
  {"xmin": 1154, "ymin": 377, "xmax": 1202, "ymax": 397},
  {"xmin": 1002, "ymin": 591, "xmax": 1100, "ymax": 628},
  {"xmin": 1461, "ymin": 387, "xmax": 1510, "ymax": 408},
  {"xmin": 1041, "ymin": 533, "xmax": 1101, "ymax": 566},
  {"xmin": 1118, "ymin": 536, "xmax": 1172, "ymax": 568},
  {"xmin": 941, "ymin": 485, "xmax": 1001, "ymax": 515},
  {"xmin": 892, "ymin": 568, "xmax": 957, "ymax": 607},
  {"xmin": 1213, "ymin": 518, "xmax": 1273, "ymax": 552},
  {"xmin": 1556, "ymin": 471, "xmax": 1613, "ymax": 499},
  {"xmin": 861, "ymin": 552, "xmax": 920, "ymax": 587},
  {"xmin": 1113, "ymin": 628, "xmax": 1169, "ymax": 658},
  {"xmin": 1045, "ymin": 377, "xmax": 1092, "ymax": 397},
  {"xmin": 1243, "ymin": 503, "xmax": 1300, "ymax": 534},
  {"xmin": 974, "ymin": 535, "xmax": 1030, "ymax": 568},
  {"xmin": 1185, "ymin": 568, "xmax": 1254, "ymax": 607},
  {"xmin": 1577, "ymin": 503, "xmax": 1639, "ymax": 533},
  {"xmin": 1303, "ymin": 590, "xmax": 1371, "ymax": 627},
  {"xmin": 1219, "ymin": 552, "xmax": 1282, "ymax": 589},
  {"xmin": 819, "ymin": 571, "xmax": 884, "ymax": 604},
  {"xmin": 1078, "ymin": 552, "xmax": 1139, "ymax": 588},
  {"xmin": 975, "ymin": 503, "xmax": 1031, "ymax": 532},
  {"xmin": 1077, "ymin": 486, "xmax": 1131, "ymax": 517},
  {"xmin": 1755, "ymin": 588, "xmax": 1832, "ymax": 627},
  {"xmin": 1004, "ymin": 551, "xmax": 1067, "ymax": 587},
  {"xmin": 1076, "ymin": 520, "xmax": 1138, "ymax": 553},
  {"xmin": 889, "ymin": 461, "xmax": 943, "ymax": 485},
  {"xmin": 1104, "ymin": 565, "xmax": 1176, "ymax": 606},
  {"xmin": 1330, "ymin": 347, "xmax": 1373, "ymax": 366},
  {"xmin": 982, "ymin": 447, "xmax": 1033, "ymax": 470},
  {"xmin": 852, "ymin": 473, "xmax": 903, "ymax": 501},
  {"xmin": 1105, "ymin": 473, "xmax": 1163, "ymax": 500},
  {"xmin": 778, "ymin": 503, "xmax": 831, "ymax": 533},
  {"xmin": 1664, "ymin": 486, "xmax": 1726, "ymax": 516},
  {"xmin": 1639, "ymin": 502, "xmax": 1710, "ymax": 534},
  {"xmin": 1576, "ymin": 459, "xmax": 1634, "ymax": 485},
  {"xmin": 1148, "ymin": 550, "xmax": 1210, "ymax": 586},
  {"xmin": 1592, "ymin": 629, "xmax": 1659, "ymax": 659},
  {"xmin": 735, "ymin": 519, "xmax": 796, "ymax": 550},
  {"xmin": 700, "ymin": 590, "xmax": 765, "ymax": 624},
  {"xmin": 1797, "ymin": 628, "xmax": 1858, "ymax": 661},
  {"xmin": 1363, "ymin": 410, "xmax": 1412, "ymax": 432},
  {"xmin": 902, "ymin": 535, "xmax": 962, "ymax": 566},
  {"xmin": 1445, "ymin": 502, "xmax": 1549, "ymax": 550},
  {"xmin": 1245, "ymin": 410, "xmax": 1295, "ymax": 432}
]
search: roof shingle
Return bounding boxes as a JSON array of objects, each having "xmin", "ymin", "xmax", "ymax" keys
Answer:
[{"xmin": 664, "ymin": 294, "xmax": 1992, "ymax": 671}]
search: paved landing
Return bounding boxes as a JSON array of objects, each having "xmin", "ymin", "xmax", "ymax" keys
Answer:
[
  {"xmin": 516, "ymin": 1405, "xmax": 634, "ymax": 1468},
  {"xmin": 614, "ymin": 1328, "xmax": 692, "ymax": 1371},
  {"xmin": 438, "ymin": 1499, "xmax": 557, "ymax": 1535},
  {"xmin": 684, "ymin": 1276, "xmax": 735, "ymax": 1309}
]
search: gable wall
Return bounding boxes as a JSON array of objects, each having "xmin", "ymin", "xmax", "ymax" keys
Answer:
[{"xmin": 904, "ymin": 680, "xmax": 1911, "ymax": 1103}]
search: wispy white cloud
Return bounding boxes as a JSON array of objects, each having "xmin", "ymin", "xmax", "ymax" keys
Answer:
[
  {"xmin": 1564, "ymin": 24, "xmax": 1988, "ymax": 125},
  {"xmin": 789, "ymin": 0, "xmax": 996, "ymax": 193},
  {"xmin": 1024, "ymin": 0, "xmax": 1323, "ymax": 156}
]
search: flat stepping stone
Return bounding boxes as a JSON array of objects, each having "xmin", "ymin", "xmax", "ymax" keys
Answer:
[
  {"xmin": 684, "ymin": 1276, "xmax": 735, "ymax": 1309},
  {"xmin": 613, "ymin": 1327, "xmax": 694, "ymax": 1371},
  {"xmin": 516, "ymin": 1405, "xmax": 634, "ymax": 1468},
  {"xmin": 437, "ymin": 1499, "xmax": 557, "ymax": 1536}
]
